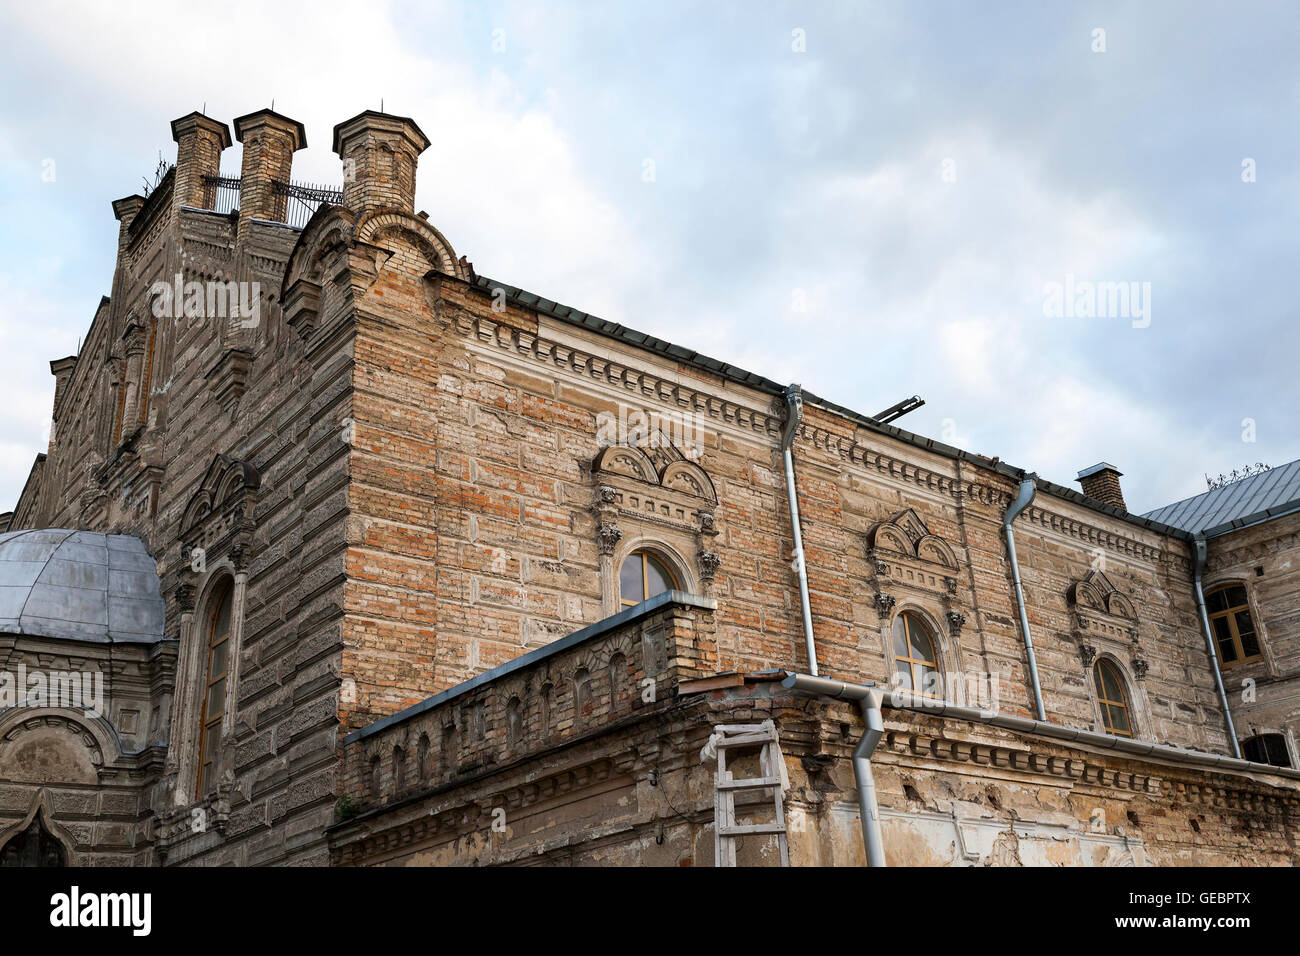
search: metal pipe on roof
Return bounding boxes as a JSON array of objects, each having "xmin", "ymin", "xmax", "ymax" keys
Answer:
[
  {"xmin": 780, "ymin": 673, "xmax": 886, "ymax": 866},
  {"xmin": 1192, "ymin": 534, "xmax": 1242, "ymax": 759},
  {"xmin": 1003, "ymin": 475, "xmax": 1046, "ymax": 720},
  {"xmin": 781, "ymin": 384, "xmax": 819, "ymax": 677}
]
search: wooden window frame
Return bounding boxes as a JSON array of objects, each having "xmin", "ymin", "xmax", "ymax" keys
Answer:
[
  {"xmin": 195, "ymin": 581, "xmax": 233, "ymax": 796},
  {"xmin": 1094, "ymin": 658, "xmax": 1134, "ymax": 738},
  {"xmin": 1206, "ymin": 585, "xmax": 1261, "ymax": 666},
  {"xmin": 619, "ymin": 549, "xmax": 679, "ymax": 608},
  {"xmin": 893, "ymin": 611, "xmax": 941, "ymax": 699}
]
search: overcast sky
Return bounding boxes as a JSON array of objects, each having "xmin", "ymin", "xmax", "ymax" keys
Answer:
[{"xmin": 1, "ymin": 0, "xmax": 1296, "ymax": 515}]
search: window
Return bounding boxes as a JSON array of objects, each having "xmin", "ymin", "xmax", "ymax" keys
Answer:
[
  {"xmin": 892, "ymin": 612, "xmax": 940, "ymax": 697},
  {"xmin": 1093, "ymin": 659, "xmax": 1133, "ymax": 737},
  {"xmin": 1242, "ymin": 734, "xmax": 1291, "ymax": 768},
  {"xmin": 195, "ymin": 581, "xmax": 233, "ymax": 795},
  {"xmin": 1206, "ymin": 585, "xmax": 1260, "ymax": 665},
  {"xmin": 619, "ymin": 549, "xmax": 678, "ymax": 608}
]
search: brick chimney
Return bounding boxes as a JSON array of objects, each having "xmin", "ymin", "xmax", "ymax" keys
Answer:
[
  {"xmin": 1077, "ymin": 462, "xmax": 1127, "ymax": 511},
  {"xmin": 170, "ymin": 111, "xmax": 232, "ymax": 210},
  {"xmin": 332, "ymin": 110, "xmax": 430, "ymax": 217},
  {"xmin": 234, "ymin": 108, "xmax": 306, "ymax": 238}
]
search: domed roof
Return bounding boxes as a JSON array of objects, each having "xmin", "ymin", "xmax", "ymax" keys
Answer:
[{"xmin": 0, "ymin": 530, "xmax": 163, "ymax": 643}]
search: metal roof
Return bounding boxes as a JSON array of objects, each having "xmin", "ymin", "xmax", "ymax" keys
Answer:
[
  {"xmin": 1142, "ymin": 459, "xmax": 1300, "ymax": 535},
  {"xmin": 0, "ymin": 529, "xmax": 164, "ymax": 643}
]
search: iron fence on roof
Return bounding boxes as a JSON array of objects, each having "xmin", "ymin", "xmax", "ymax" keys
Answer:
[
  {"xmin": 201, "ymin": 175, "xmax": 242, "ymax": 215},
  {"xmin": 273, "ymin": 179, "xmax": 344, "ymax": 228},
  {"xmin": 199, "ymin": 174, "xmax": 343, "ymax": 228}
]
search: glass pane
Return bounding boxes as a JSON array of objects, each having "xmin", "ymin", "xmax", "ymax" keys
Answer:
[
  {"xmin": 644, "ymin": 554, "xmax": 674, "ymax": 598},
  {"xmin": 210, "ymin": 639, "xmax": 228, "ymax": 678},
  {"xmin": 908, "ymin": 617, "xmax": 936, "ymax": 664},
  {"xmin": 1218, "ymin": 637, "xmax": 1238, "ymax": 663},
  {"xmin": 619, "ymin": 556, "xmax": 644, "ymax": 604},
  {"xmin": 1265, "ymin": 736, "xmax": 1290, "ymax": 767},
  {"xmin": 1239, "ymin": 630, "xmax": 1260, "ymax": 658},
  {"xmin": 1206, "ymin": 589, "xmax": 1227, "ymax": 613},
  {"xmin": 1226, "ymin": 586, "xmax": 1247, "ymax": 608},
  {"xmin": 1108, "ymin": 704, "xmax": 1130, "ymax": 735},
  {"xmin": 199, "ymin": 762, "xmax": 211, "ymax": 795},
  {"xmin": 1212, "ymin": 616, "xmax": 1233, "ymax": 643},
  {"xmin": 895, "ymin": 665, "xmax": 914, "ymax": 692},
  {"xmin": 205, "ymin": 724, "xmax": 221, "ymax": 761},
  {"xmin": 892, "ymin": 616, "xmax": 909, "ymax": 658},
  {"xmin": 212, "ymin": 587, "xmax": 232, "ymax": 638},
  {"xmin": 1095, "ymin": 662, "xmax": 1117, "ymax": 700},
  {"xmin": 206, "ymin": 678, "xmax": 226, "ymax": 719},
  {"xmin": 916, "ymin": 664, "xmax": 940, "ymax": 697}
]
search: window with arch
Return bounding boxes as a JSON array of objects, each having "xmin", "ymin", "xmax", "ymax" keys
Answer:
[
  {"xmin": 619, "ymin": 549, "xmax": 678, "ymax": 608},
  {"xmin": 1206, "ymin": 585, "xmax": 1260, "ymax": 665},
  {"xmin": 1241, "ymin": 733, "xmax": 1291, "ymax": 768},
  {"xmin": 195, "ymin": 579, "xmax": 234, "ymax": 795},
  {"xmin": 892, "ymin": 612, "xmax": 940, "ymax": 697},
  {"xmin": 1093, "ymin": 659, "xmax": 1133, "ymax": 737}
]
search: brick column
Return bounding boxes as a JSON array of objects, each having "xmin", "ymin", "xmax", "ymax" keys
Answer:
[
  {"xmin": 332, "ymin": 110, "xmax": 430, "ymax": 217},
  {"xmin": 233, "ymin": 108, "xmax": 306, "ymax": 238},
  {"xmin": 170, "ymin": 112, "xmax": 232, "ymax": 210}
]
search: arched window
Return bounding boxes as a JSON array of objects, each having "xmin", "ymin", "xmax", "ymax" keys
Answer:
[
  {"xmin": 195, "ymin": 580, "xmax": 233, "ymax": 795},
  {"xmin": 1093, "ymin": 659, "xmax": 1133, "ymax": 737},
  {"xmin": 892, "ymin": 612, "xmax": 940, "ymax": 697},
  {"xmin": 1206, "ymin": 585, "xmax": 1260, "ymax": 665},
  {"xmin": 619, "ymin": 549, "xmax": 678, "ymax": 608},
  {"xmin": 1242, "ymin": 733, "xmax": 1291, "ymax": 768},
  {"xmin": 0, "ymin": 814, "xmax": 68, "ymax": 867}
]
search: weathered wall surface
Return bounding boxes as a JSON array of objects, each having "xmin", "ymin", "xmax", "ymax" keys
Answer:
[{"xmin": 1207, "ymin": 510, "xmax": 1300, "ymax": 766}]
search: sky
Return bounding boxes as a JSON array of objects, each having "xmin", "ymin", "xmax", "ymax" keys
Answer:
[{"xmin": 0, "ymin": 0, "xmax": 1296, "ymax": 515}]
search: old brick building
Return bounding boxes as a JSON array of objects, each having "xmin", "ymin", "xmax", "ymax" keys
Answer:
[{"xmin": 2, "ymin": 108, "xmax": 1298, "ymax": 867}]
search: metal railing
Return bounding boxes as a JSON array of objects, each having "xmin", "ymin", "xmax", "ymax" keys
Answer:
[{"xmin": 199, "ymin": 174, "xmax": 343, "ymax": 228}]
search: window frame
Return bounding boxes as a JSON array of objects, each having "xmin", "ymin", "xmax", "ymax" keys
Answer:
[
  {"xmin": 1093, "ymin": 657, "xmax": 1134, "ymax": 738},
  {"xmin": 618, "ymin": 548, "xmax": 680, "ymax": 608},
  {"xmin": 1205, "ymin": 584, "xmax": 1261, "ymax": 666},
  {"xmin": 195, "ymin": 579, "xmax": 234, "ymax": 796},
  {"xmin": 1241, "ymin": 733, "xmax": 1291, "ymax": 768},
  {"xmin": 891, "ymin": 610, "xmax": 942, "ymax": 699}
]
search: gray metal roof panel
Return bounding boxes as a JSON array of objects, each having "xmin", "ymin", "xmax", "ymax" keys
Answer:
[
  {"xmin": 1143, "ymin": 459, "xmax": 1300, "ymax": 532},
  {"xmin": 0, "ymin": 530, "xmax": 163, "ymax": 643}
]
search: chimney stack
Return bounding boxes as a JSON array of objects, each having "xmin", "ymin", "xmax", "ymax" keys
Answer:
[
  {"xmin": 1077, "ymin": 462, "xmax": 1127, "ymax": 511},
  {"xmin": 49, "ymin": 356, "xmax": 78, "ymax": 419},
  {"xmin": 332, "ymin": 110, "xmax": 430, "ymax": 217},
  {"xmin": 171, "ymin": 112, "xmax": 232, "ymax": 210},
  {"xmin": 234, "ymin": 108, "xmax": 306, "ymax": 238},
  {"xmin": 112, "ymin": 195, "xmax": 145, "ymax": 256}
]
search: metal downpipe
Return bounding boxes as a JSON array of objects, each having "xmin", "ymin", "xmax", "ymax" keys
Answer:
[
  {"xmin": 1004, "ymin": 475, "xmax": 1046, "ymax": 721},
  {"xmin": 781, "ymin": 384, "xmax": 818, "ymax": 677},
  {"xmin": 780, "ymin": 673, "xmax": 885, "ymax": 865},
  {"xmin": 1193, "ymin": 534, "xmax": 1242, "ymax": 759}
]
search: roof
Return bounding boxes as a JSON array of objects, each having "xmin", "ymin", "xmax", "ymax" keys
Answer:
[
  {"xmin": 0, "ymin": 530, "xmax": 164, "ymax": 643},
  {"xmin": 1142, "ymin": 459, "xmax": 1300, "ymax": 535}
]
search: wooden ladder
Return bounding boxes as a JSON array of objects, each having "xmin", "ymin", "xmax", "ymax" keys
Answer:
[{"xmin": 711, "ymin": 720, "xmax": 791, "ymax": 867}]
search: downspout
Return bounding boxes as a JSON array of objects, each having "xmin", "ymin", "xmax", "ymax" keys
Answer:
[
  {"xmin": 781, "ymin": 384, "xmax": 818, "ymax": 677},
  {"xmin": 780, "ymin": 673, "xmax": 886, "ymax": 866},
  {"xmin": 1193, "ymin": 533, "xmax": 1242, "ymax": 759},
  {"xmin": 1004, "ymin": 475, "xmax": 1046, "ymax": 721}
]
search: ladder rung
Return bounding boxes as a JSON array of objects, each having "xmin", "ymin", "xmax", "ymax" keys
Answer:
[
  {"xmin": 718, "ymin": 823, "xmax": 788, "ymax": 836},
  {"xmin": 717, "ymin": 776, "xmax": 782, "ymax": 790},
  {"xmin": 714, "ymin": 723, "xmax": 773, "ymax": 733},
  {"xmin": 715, "ymin": 733, "xmax": 775, "ymax": 749}
]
